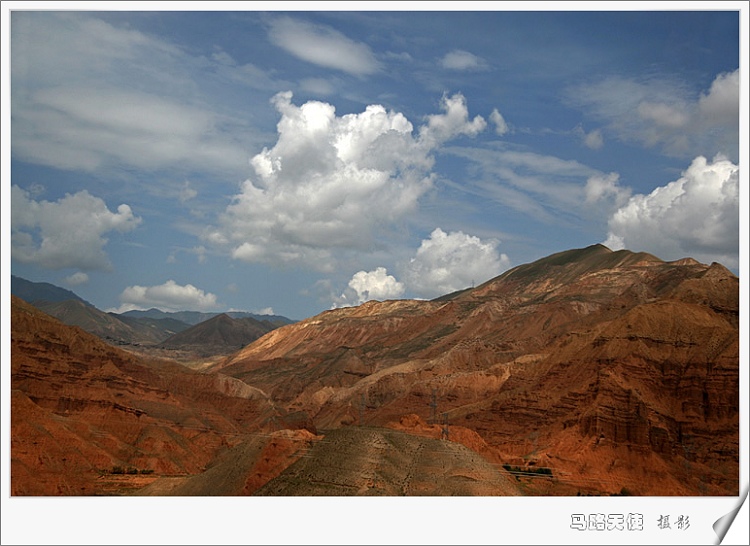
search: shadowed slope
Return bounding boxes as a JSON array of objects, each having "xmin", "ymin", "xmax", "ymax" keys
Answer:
[
  {"xmin": 158, "ymin": 313, "xmax": 276, "ymax": 356},
  {"xmin": 31, "ymin": 298, "xmax": 181, "ymax": 345}
]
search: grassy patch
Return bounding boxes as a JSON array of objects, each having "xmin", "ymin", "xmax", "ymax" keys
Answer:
[{"xmin": 502, "ymin": 464, "xmax": 553, "ymax": 477}]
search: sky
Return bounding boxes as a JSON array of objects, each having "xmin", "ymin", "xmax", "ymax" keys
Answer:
[{"xmin": 3, "ymin": 2, "xmax": 746, "ymax": 321}]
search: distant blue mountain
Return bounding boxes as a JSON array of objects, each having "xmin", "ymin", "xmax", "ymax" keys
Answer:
[
  {"xmin": 10, "ymin": 276, "xmax": 296, "ymax": 344},
  {"xmin": 11, "ymin": 275, "xmax": 92, "ymax": 306},
  {"xmin": 121, "ymin": 308, "xmax": 295, "ymax": 327}
]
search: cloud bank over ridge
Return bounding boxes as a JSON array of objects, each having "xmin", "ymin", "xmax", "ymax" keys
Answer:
[{"xmin": 604, "ymin": 154, "xmax": 739, "ymax": 269}]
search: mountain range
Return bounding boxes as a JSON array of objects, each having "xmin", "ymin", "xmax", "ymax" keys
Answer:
[
  {"xmin": 10, "ymin": 244, "xmax": 740, "ymax": 496},
  {"xmin": 10, "ymin": 275, "xmax": 295, "ymax": 355},
  {"xmin": 120, "ymin": 307, "xmax": 293, "ymax": 327}
]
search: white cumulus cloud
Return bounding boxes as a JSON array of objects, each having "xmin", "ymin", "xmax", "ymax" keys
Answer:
[
  {"xmin": 403, "ymin": 228, "xmax": 510, "ymax": 299},
  {"xmin": 585, "ymin": 172, "xmax": 630, "ymax": 206},
  {"xmin": 419, "ymin": 93, "xmax": 487, "ymax": 147},
  {"xmin": 333, "ymin": 267, "xmax": 405, "ymax": 308},
  {"xmin": 11, "ymin": 185, "xmax": 141, "ymax": 271},
  {"xmin": 697, "ymin": 69, "xmax": 739, "ymax": 127},
  {"xmin": 604, "ymin": 155, "xmax": 739, "ymax": 269},
  {"xmin": 207, "ymin": 91, "xmax": 486, "ymax": 270},
  {"xmin": 112, "ymin": 279, "xmax": 221, "ymax": 313}
]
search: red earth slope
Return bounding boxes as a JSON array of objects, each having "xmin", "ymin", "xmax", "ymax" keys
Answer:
[
  {"xmin": 10, "ymin": 295, "xmax": 278, "ymax": 495},
  {"xmin": 215, "ymin": 244, "xmax": 739, "ymax": 495}
]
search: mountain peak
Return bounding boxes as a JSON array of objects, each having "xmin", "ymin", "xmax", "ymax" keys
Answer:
[
  {"xmin": 469, "ymin": 244, "xmax": 664, "ymax": 297},
  {"xmin": 159, "ymin": 311, "xmax": 275, "ymax": 356},
  {"xmin": 11, "ymin": 275, "xmax": 91, "ymax": 306}
]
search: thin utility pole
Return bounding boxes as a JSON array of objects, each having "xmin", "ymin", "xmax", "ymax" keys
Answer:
[
  {"xmin": 441, "ymin": 412, "xmax": 449, "ymax": 441},
  {"xmin": 429, "ymin": 388, "xmax": 438, "ymax": 425}
]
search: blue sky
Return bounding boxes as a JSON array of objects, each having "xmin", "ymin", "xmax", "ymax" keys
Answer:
[{"xmin": 4, "ymin": 3, "xmax": 745, "ymax": 320}]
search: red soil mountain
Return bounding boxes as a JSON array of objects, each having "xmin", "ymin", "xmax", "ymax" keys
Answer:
[
  {"xmin": 10, "ymin": 296, "xmax": 282, "ymax": 495},
  {"xmin": 214, "ymin": 244, "xmax": 740, "ymax": 495},
  {"xmin": 10, "ymin": 244, "xmax": 740, "ymax": 496}
]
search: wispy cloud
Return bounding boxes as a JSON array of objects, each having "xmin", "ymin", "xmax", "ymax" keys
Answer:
[
  {"xmin": 11, "ymin": 12, "xmax": 264, "ymax": 177},
  {"xmin": 440, "ymin": 49, "xmax": 488, "ymax": 71},
  {"xmin": 268, "ymin": 16, "xmax": 382, "ymax": 76},
  {"xmin": 13, "ymin": 85, "xmax": 247, "ymax": 172},
  {"xmin": 567, "ymin": 69, "xmax": 739, "ymax": 161},
  {"xmin": 573, "ymin": 125, "xmax": 604, "ymax": 150},
  {"xmin": 445, "ymin": 146, "xmax": 626, "ymax": 226}
]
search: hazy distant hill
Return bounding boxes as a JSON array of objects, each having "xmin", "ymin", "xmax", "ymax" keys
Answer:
[
  {"xmin": 158, "ymin": 313, "xmax": 279, "ymax": 356},
  {"xmin": 11, "ymin": 275, "xmax": 294, "ymax": 348},
  {"xmin": 30, "ymin": 299, "xmax": 185, "ymax": 345},
  {"xmin": 11, "ymin": 275, "xmax": 91, "ymax": 306},
  {"xmin": 116, "ymin": 314, "xmax": 192, "ymax": 336},
  {"xmin": 121, "ymin": 308, "xmax": 295, "ymax": 327}
]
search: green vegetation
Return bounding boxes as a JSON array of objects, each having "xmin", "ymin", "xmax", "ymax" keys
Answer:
[
  {"xmin": 502, "ymin": 464, "xmax": 553, "ymax": 477},
  {"xmin": 109, "ymin": 465, "xmax": 154, "ymax": 475}
]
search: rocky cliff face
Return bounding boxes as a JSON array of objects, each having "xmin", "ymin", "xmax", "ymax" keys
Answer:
[{"xmin": 214, "ymin": 245, "xmax": 739, "ymax": 495}]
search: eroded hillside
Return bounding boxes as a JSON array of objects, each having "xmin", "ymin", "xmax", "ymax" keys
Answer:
[
  {"xmin": 11, "ymin": 244, "xmax": 740, "ymax": 496},
  {"xmin": 10, "ymin": 296, "xmax": 279, "ymax": 495},
  {"xmin": 213, "ymin": 244, "xmax": 740, "ymax": 495}
]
